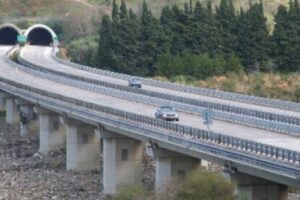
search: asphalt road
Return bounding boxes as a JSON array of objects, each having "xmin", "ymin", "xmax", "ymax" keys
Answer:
[
  {"xmin": 0, "ymin": 45, "xmax": 296, "ymax": 152},
  {"xmin": 20, "ymin": 45, "xmax": 300, "ymax": 118}
]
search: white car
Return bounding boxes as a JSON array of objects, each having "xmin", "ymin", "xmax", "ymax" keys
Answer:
[
  {"xmin": 128, "ymin": 78, "xmax": 142, "ymax": 88},
  {"xmin": 155, "ymin": 106, "xmax": 179, "ymax": 121}
]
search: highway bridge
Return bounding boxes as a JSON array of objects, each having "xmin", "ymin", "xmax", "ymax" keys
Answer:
[{"xmin": 0, "ymin": 23, "xmax": 299, "ymax": 200}]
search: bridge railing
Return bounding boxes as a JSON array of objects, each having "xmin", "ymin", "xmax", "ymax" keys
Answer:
[
  {"xmin": 53, "ymin": 51, "xmax": 300, "ymax": 112},
  {"xmin": 1, "ymin": 67, "xmax": 300, "ymax": 173},
  {"xmin": 22, "ymin": 56, "xmax": 300, "ymax": 125},
  {"xmin": 18, "ymin": 55, "xmax": 300, "ymax": 136},
  {"xmin": 0, "ymin": 77, "xmax": 300, "ymax": 179}
]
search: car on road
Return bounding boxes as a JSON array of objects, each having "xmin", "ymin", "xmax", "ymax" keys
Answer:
[
  {"xmin": 128, "ymin": 78, "xmax": 142, "ymax": 88},
  {"xmin": 155, "ymin": 106, "xmax": 179, "ymax": 121}
]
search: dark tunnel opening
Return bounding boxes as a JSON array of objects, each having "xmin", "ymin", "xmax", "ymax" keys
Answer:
[
  {"xmin": 27, "ymin": 28, "xmax": 53, "ymax": 46},
  {"xmin": 0, "ymin": 27, "xmax": 19, "ymax": 45}
]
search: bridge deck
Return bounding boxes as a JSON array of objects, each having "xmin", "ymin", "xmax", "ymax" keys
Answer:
[
  {"xmin": 20, "ymin": 46, "xmax": 300, "ymax": 119},
  {"xmin": 0, "ymin": 46, "xmax": 298, "ymax": 152}
]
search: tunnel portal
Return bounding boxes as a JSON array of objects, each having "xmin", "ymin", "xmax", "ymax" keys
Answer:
[
  {"xmin": 27, "ymin": 28, "xmax": 53, "ymax": 46},
  {"xmin": 0, "ymin": 27, "xmax": 19, "ymax": 45}
]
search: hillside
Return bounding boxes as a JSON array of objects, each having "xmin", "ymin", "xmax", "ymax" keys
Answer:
[
  {"xmin": 0, "ymin": 0, "xmax": 291, "ymax": 39},
  {"xmin": 0, "ymin": 0, "xmax": 290, "ymax": 26},
  {"xmin": 90, "ymin": 0, "xmax": 289, "ymax": 23}
]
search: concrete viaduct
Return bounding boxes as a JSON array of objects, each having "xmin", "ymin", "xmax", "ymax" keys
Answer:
[{"xmin": 0, "ymin": 23, "xmax": 300, "ymax": 200}]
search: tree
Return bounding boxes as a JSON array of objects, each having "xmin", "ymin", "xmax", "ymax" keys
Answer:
[
  {"xmin": 236, "ymin": 1, "xmax": 270, "ymax": 71},
  {"xmin": 186, "ymin": 1, "xmax": 224, "ymax": 56},
  {"xmin": 271, "ymin": 5, "xmax": 290, "ymax": 71},
  {"xmin": 272, "ymin": 0, "xmax": 300, "ymax": 72},
  {"xmin": 120, "ymin": 0, "xmax": 128, "ymax": 20},
  {"xmin": 216, "ymin": 0, "xmax": 237, "ymax": 55},
  {"xmin": 98, "ymin": 15, "xmax": 114, "ymax": 70},
  {"xmin": 137, "ymin": 0, "xmax": 167, "ymax": 76}
]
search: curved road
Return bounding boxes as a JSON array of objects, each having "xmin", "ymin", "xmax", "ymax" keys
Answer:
[
  {"xmin": 20, "ymin": 46, "xmax": 300, "ymax": 119},
  {"xmin": 0, "ymin": 45, "xmax": 291, "ymax": 152}
]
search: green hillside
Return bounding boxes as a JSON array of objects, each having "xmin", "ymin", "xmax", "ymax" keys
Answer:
[{"xmin": 0, "ymin": 0, "xmax": 290, "ymax": 35}]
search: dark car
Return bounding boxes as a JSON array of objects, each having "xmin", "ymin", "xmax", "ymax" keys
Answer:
[
  {"xmin": 128, "ymin": 78, "xmax": 142, "ymax": 88},
  {"xmin": 155, "ymin": 106, "xmax": 179, "ymax": 121}
]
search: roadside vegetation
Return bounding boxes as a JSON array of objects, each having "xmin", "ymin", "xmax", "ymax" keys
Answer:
[
  {"xmin": 155, "ymin": 72, "xmax": 300, "ymax": 102},
  {"xmin": 110, "ymin": 168, "xmax": 236, "ymax": 200},
  {"xmin": 1, "ymin": 0, "xmax": 299, "ymax": 102}
]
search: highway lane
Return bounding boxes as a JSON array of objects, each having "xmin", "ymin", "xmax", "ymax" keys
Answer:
[
  {"xmin": 0, "ymin": 45, "xmax": 298, "ymax": 152},
  {"xmin": 20, "ymin": 46, "xmax": 300, "ymax": 119}
]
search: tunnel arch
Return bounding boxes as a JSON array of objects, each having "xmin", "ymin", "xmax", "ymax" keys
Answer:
[
  {"xmin": 0, "ymin": 23, "xmax": 21, "ymax": 45},
  {"xmin": 25, "ymin": 24, "xmax": 58, "ymax": 46}
]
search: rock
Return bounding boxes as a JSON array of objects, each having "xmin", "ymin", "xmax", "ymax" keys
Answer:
[{"xmin": 33, "ymin": 152, "xmax": 43, "ymax": 159}]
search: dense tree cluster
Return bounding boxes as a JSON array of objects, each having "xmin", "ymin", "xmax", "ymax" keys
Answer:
[
  {"xmin": 271, "ymin": 0, "xmax": 300, "ymax": 72},
  {"xmin": 97, "ymin": 0, "xmax": 300, "ymax": 78}
]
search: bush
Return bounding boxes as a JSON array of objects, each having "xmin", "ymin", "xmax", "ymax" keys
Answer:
[
  {"xmin": 66, "ymin": 35, "xmax": 98, "ymax": 67},
  {"xmin": 175, "ymin": 169, "xmax": 236, "ymax": 200},
  {"xmin": 295, "ymin": 86, "xmax": 300, "ymax": 102},
  {"xmin": 112, "ymin": 185, "xmax": 152, "ymax": 200},
  {"xmin": 156, "ymin": 51, "xmax": 244, "ymax": 80}
]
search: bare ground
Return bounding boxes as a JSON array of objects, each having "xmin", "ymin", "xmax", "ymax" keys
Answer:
[{"xmin": 0, "ymin": 113, "xmax": 155, "ymax": 200}]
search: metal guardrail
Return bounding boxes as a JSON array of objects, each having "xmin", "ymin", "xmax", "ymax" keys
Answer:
[
  {"xmin": 53, "ymin": 51, "xmax": 300, "ymax": 112},
  {"xmin": 0, "ymin": 76, "xmax": 300, "ymax": 180},
  {"xmin": 17, "ymin": 57, "xmax": 300, "ymax": 136},
  {"xmin": 21, "ymin": 53, "xmax": 300, "ymax": 127}
]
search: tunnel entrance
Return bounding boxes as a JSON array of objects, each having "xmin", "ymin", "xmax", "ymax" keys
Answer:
[
  {"xmin": 27, "ymin": 28, "xmax": 53, "ymax": 46},
  {"xmin": 0, "ymin": 27, "xmax": 19, "ymax": 45}
]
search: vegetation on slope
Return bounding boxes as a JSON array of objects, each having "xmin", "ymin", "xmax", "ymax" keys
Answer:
[
  {"xmin": 111, "ymin": 168, "xmax": 235, "ymax": 200},
  {"xmin": 1, "ymin": 0, "xmax": 299, "ymax": 102},
  {"xmin": 156, "ymin": 72, "xmax": 300, "ymax": 102}
]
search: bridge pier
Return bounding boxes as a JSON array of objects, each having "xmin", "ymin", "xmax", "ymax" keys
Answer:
[
  {"xmin": 16, "ymin": 99, "xmax": 34, "ymax": 136},
  {"xmin": 0, "ymin": 92, "xmax": 5, "ymax": 111},
  {"xmin": 5, "ymin": 96, "xmax": 17, "ymax": 124},
  {"xmin": 222, "ymin": 170, "xmax": 288, "ymax": 200},
  {"xmin": 38, "ymin": 108, "xmax": 66, "ymax": 154},
  {"xmin": 66, "ymin": 120, "xmax": 100, "ymax": 171},
  {"xmin": 101, "ymin": 131, "xmax": 143, "ymax": 195},
  {"xmin": 152, "ymin": 147, "xmax": 201, "ymax": 192}
]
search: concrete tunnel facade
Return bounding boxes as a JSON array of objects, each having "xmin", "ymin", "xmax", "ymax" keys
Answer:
[
  {"xmin": 0, "ymin": 23, "xmax": 22, "ymax": 45},
  {"xmin": 24, "ymin": 24, "xmax": 58, "ymax": 46}
]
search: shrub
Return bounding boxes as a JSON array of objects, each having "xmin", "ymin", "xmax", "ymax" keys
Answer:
[
  {"xmin": 112, "ymin": 185, "xmax": 152, "ymax": 200},
  {"xmin": 175, "ymin": 168, "xmax": 236, "ymax": 200},
  {"xmin": 295, "ymin": 86, "xmax": 300, "ymax": 102}
]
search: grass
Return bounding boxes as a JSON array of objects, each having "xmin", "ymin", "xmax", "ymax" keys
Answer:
[{"xmin": 155, "ymin": 72, "xmax": 300, "ymax": 102}]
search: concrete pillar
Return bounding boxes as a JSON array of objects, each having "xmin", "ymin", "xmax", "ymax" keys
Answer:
[
  {"xmin": 19, "ymin": 104, "xmax": 34, "ymax": 136},
  {"xmin": 223, "ymin": 170, "xmax": 288, "ymax": 200},
  {"xmin": 5, "ymin": 97, "xmax": 17, "ymax": 124},
  {"xmin": 0, "ymin": 92, "xmax": 5, "ymax": 111},
  {"xmin": 101, "ymin": 131, "xmax": 143, "ymax": 195},
  {"xmin": 152, "ymin": 148, "xmax": 201, "ymax": 192},
  {"xmin": 39, "ymin": 110, "xmax": 66, "ymax": 154},
  {"xmin": 66, "ymin": 120, "xmax": 100, "ymax": 171}
]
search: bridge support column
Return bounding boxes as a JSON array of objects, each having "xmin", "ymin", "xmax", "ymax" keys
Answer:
[
  {"xmin": 5, "ymin": 96, "xmax": 17, "ymax": 124},
  {"xmin": 223, "ymin": 170, "xmax": 288, "ymax": 200},
  {"xmin": 16, "ymin": 99, "xmax": 34, "ymax": 136},
  {"xmin": 66, "ymin": 120, "xmax": 100, "ymax": 171},
  {"xmin": 38, "ymin": 108, "xmax": 66, "ymax": 154},
  {"xmin": 152, "ymin": 147, "xmax": 201, "ymax": 192},
  {"xmin": 101, "ymin": 131, "xmax": 143, "ymax": 195},
  {"xmin": 0, "ymin": 92, "xmax": 5, "ymax": 111}
]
